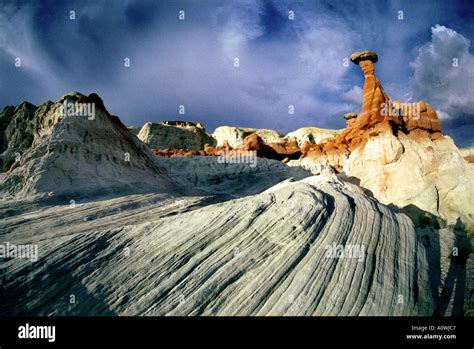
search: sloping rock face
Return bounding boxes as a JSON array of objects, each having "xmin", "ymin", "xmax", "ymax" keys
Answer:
[
  {"xmin": 285, "ymin": 127, "xmax": 341, "ymax": 147},
  {"xmin": 0, "ymin": 93, "xmax": 174, "ymax": 200},
  {"xmin": 213, "ymin": 126, "xmax": 283, "ymax": 148},
  {"xmin": 299, "ymin": 51, "xmax": 474, "ymax": 225},
  {"xmin": 138, "ymin": 121, "xmax": 215, "ymax": 150},
  {"xmin": 345, "ymin": 132, "xmax": 474, "ymax": 225},
  {"xmin": 0, "ymin": 174, "xmax": 434, "ymax": 316},
  {"xmin": 157, "ymin": 156, "xmax": 310, "ymax": 196}
]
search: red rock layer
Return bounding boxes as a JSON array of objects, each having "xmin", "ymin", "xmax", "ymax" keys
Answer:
[
  {"xmin": 151, "ymin": 134, "xmax": 302, "ymax": 162},
  {"xmin": 464, "ymin": 156, "xmax": 474, "ymax": 164}
]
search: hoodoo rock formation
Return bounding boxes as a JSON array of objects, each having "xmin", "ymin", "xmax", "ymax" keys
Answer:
[
  {"xmin": 140, "ymin": 51, "xmax": 472, "ymax": 227},
  {"xmin": 296, "ymin": 51, "xmax": 473, "ymax": 226},
  {"xmin": 350, "ymin": 51, "xmax": 389, "ymax": 128}
]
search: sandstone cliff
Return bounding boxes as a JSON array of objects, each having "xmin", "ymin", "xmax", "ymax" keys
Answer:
[
  {"xmin": 0, "ymin": 93, "xmax": 175, "ymax": 200},
  {"xmin": 138, "ymin": 121, "xmax": 215, "ymax": 150}
]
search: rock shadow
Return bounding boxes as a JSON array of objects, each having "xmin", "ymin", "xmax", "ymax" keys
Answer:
[
  {"xmin": 396, "ymin": 204, "xmax": 470, "ymax": 316},
  {"xmin": 0, "ymin": 234, "xmax": 116, "ymax": 316}
]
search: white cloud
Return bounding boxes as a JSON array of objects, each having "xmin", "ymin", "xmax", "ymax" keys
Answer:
[
  {"xmin": 436, "ymin": 109, "xmax": 452, "ymax": 120},
  {"xmin": 410, "ymin": 25, "xmax": 474, "ymax": 125},
  {"xmin": 342, "ymin": 85, "xmax": 362, "ymax": 105}
]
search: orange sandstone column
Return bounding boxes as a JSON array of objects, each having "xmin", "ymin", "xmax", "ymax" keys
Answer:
[{"xmin": 351, "ymin": 51, "xmax": 388, "ymax": 127}]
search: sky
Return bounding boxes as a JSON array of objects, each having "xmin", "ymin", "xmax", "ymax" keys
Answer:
[{"xmin": 0, "ymin": 0, "xmax": 473, "ymax": 146}]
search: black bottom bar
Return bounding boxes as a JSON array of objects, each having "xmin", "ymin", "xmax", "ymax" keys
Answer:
[{"xmin": 0, "ymin": 316, "xmax": 472, "ymax": 348}]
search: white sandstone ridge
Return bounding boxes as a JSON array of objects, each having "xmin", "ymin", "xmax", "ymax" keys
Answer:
[
  {"xmin": 0, "ymin": 92, "xmax": 175, "ymax": 200},
  {"xmin": 137, "ymin": 121, "xmax": 215, "ymax": 150},
  {"xmin": 135, "ymin": 123, "xmax": 339, "ymax": 151},
  {"xmin": 211, "ymin": 125, "xmax": 341, "ymax": 151},
  {"xmin": 212, "ymin": 126, "xmax": 283, "ymax": 148},
  {"xmin": 342, "ymin": 132, "xmax": 474, "ymax": 226},
  {"xmin": 291, "ymin": 129, "xmax": 474, "ymax": 227},
  {"xmin": 0, "ymin": 173, "xmax": 435, "ymax": 316},
  {"xmin": 285, "ymin": 127, "xmax": 342, "ymax": 147}
]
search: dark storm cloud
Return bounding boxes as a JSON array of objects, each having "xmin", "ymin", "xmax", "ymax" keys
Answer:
[{"xmin": 0, "ymin": 0, "xmax": 472, "ymax": 145}]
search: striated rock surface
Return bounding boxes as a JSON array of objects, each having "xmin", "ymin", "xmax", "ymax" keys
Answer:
[
  {"xmin": 157, "ymin": 156, "xmax": 310, "ymax": 196},
  {"xmin": 0, "ymin": 172, "xmax": 434, "ymax": 316},
  {"xmin": 138, "ymin": 121, "xmax": 215, "ymax": 150}
]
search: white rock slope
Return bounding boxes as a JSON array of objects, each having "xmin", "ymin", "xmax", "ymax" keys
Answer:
[
  {"xmin": 0, "ymin": 93, "xmax": 175, "ymax": 200},
  {"xmin": 344, "ymin": 132, "xmax": 474, "ymax": 225},
  {"xmin": 0, "ymin": 174, "xmax": 434, "ymax": 316}
]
